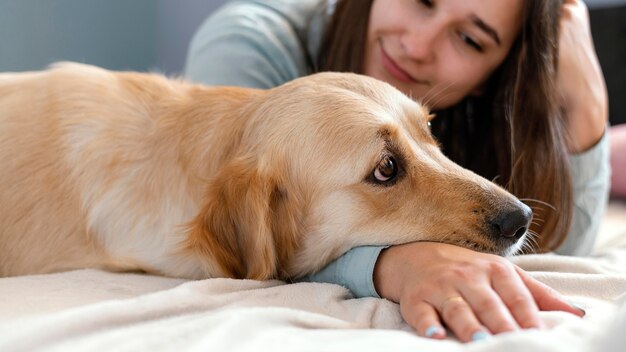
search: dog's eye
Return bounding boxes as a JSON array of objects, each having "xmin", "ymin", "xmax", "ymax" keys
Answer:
[{"xmin": 373, "ymin": 156, "xmax": 398, "ymax": 182}]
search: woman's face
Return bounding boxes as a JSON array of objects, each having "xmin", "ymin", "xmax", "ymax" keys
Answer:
[{"xmin": 364, "ymin": 0, "xmax": 523, "ymax": 109}]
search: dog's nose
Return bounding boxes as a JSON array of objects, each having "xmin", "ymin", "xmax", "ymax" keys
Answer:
[{"xmin": 491, "ymin": 204, "xmax": 533, "ymax": 240}]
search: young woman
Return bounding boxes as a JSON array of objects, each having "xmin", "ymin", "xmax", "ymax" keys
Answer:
[{"xmin": 185, "ymin": 0, "xmax": 609, "ymax": 342}]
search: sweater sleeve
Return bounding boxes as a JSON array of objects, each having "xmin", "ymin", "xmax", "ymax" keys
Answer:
[
  {"xmin": 556, "ymin": 129, "xmax": 611, "ymax": 255},
  {"xmin": 184, "ymin": 1, "xmax": 310, "ymax": 89},
  {"xmin": 298, "ymin": 245, "xmax": 388, "ymax": 298}
]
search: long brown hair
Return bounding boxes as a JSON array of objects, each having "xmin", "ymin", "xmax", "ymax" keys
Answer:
[{"xmin": 318, "ymin": 0, "xmax": 571, "ymax": 252}]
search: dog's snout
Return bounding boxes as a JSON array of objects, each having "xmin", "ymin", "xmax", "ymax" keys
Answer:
[{"xmin": 491, "ymin": 204, "xmax": 533, "ymax": 240}]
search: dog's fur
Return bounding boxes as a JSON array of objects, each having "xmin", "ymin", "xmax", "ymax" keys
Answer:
[{"xmin": 0, "ymin": 63, "xmax": 531, "ymax": 280}]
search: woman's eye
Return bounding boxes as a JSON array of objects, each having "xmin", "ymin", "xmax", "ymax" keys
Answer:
[
  {"xmin": 417, "ymin": 0, "xmax": 433, "ymax": 8},
  {"xmin": 460, "ymin": 32, "xmax": 483, "ymax": 52},
  {"xmin": 373, "ymin": 156, "xmax": 398, "ymax": 183}
]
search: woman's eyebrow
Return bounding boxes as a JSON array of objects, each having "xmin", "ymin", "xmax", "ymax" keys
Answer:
[{"xmin": 469, "ymin": 14, "xmax": 501, "ymax": 46}]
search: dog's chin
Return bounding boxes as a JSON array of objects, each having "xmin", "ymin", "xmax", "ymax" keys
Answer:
[
  {"xmin": 445, "ymin": 234, "xmax": 527, "ymax": 257},
  {"xmin": 496, "ymin": 233, "xmax": 528, "ymax": 257}
]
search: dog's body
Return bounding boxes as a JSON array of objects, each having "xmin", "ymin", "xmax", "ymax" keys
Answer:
[{"xmin": 0, "ymin": 63, "xmax": 531, "ymax": 280}]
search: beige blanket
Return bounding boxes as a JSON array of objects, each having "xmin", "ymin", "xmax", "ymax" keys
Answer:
[{"xmin": 1, "ymin": 202, "xmax": 625, "ymax": 352}]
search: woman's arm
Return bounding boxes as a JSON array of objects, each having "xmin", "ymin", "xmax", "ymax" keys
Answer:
[
  {"xmin": 557, "ymin": 0, "xmax": 608, "ymax": 153},
  {"xmin": 554, "ymin": 0, "xmax": 611, "ymax": 254},
  {"xmin": 184, "ymin": 1, "xmax": 312, "ymax": 88}
]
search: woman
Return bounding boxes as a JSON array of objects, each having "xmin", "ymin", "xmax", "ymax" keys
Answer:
[{"xmin": 185, "ymin": 0, "xmax": 609, "ymax": 342}]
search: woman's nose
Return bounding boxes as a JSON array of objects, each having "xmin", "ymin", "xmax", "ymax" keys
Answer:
[{"xmin": 401, "ymin": 26, "xmax": 439, "ymax": 64}]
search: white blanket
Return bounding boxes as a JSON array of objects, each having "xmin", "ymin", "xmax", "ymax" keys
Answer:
[{"xmin": 1, "ymin": 202, "xmax": 626, "ymax": 352}]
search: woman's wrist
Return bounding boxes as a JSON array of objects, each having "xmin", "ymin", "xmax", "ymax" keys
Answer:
[
  {"xmin": 373, "ymin": 243, "xmax": 433, "ymax": 303},
  {"xmin": 373, "ymin": 246, "xmax": 404, "ymax": 303}
]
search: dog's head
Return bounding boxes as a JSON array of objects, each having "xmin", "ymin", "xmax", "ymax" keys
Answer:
[{"xmin": 186, "ymin": 72, "xmax": 532, "ymax": 280}]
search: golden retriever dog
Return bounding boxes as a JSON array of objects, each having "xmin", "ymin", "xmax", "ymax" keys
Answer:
[{"xmin": 0, "ymin": 63, "xmax": 532, "ymax": 280}]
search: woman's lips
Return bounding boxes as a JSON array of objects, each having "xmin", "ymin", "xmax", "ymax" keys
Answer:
[{"xmin": 380, "ymin": 42, "xmax": 418, "ymax": 84}]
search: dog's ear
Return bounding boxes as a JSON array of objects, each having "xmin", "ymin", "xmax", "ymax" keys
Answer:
[{"xmin": 185, "ymin": 154, "xmax": 297, "ymax": 280}]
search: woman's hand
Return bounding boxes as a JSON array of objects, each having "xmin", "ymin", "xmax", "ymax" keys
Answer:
[
  {"xmin": 557, "ymin": 0, "xmax": 608, "ymax": 153},
  {"xmin": 373, "ymin": 242, "xmax": 584, "ymax": 342}
]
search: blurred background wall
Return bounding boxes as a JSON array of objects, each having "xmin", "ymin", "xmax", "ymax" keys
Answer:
[
  {"xmin": 0, "ymin": 0, "xmax": 623, "ymax": 124},
  {"xmin": 0, "ymin": 0, "xmax": 227, "ymax": 73},
  {"xmin": 589, "ymin": 1, "xmax": 626, "ymax": 125}
]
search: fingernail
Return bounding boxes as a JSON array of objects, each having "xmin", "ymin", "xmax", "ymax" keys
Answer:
[
  {"xmin": 471, "ymin": 331, "xmax": 491, "ymax": 342},
  {"xmin": 424, "ymin": 325, "xmax": 441, "ymax": 338},
  {"xmin": 570, "ymin": 302, "xmax": 586, "ymax": 316}
]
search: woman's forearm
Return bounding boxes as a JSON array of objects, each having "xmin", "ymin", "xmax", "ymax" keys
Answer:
[{"xmin": 557, "ymin": 0, "xmax": 608, "ymax": 154}]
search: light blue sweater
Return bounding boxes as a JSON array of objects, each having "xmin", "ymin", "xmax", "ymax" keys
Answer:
[{"xmin": 184, "ymin": 0, "xmax": 611, "ymax": 298}]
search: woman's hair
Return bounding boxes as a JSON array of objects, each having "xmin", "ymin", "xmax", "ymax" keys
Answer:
[{"xmin": 318, "ymin": 0, "xmax": 571, "ymax": 252}]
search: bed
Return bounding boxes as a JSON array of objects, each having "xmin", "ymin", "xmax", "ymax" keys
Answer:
[{"xmin": 1, "ymin": 201, "xmax": 625, "ymax": 352}]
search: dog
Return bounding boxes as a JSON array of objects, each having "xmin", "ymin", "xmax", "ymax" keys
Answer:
[{"xmin": 0, "ymin": 63, "xmax": 532, "ymax": 280}]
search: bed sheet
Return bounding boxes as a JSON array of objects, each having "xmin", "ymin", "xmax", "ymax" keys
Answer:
[{"xmin": 1, "ymin": 201, "xmax": 625, "ymax": 352}]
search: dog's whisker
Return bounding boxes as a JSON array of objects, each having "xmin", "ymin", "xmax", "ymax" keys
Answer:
[
  {"xmin": 425, "ymin": 88, "xmax": 455, "ymax": 111},
  {"xmin": 528, "ymin": 231, "xmax": 540, "ymax": 245},
  {"xmin": 521, "ymin": 231, "xmax": 539, "ymax": 253},
  {"xmin": 424, "ymin": 91, "xmax": 452, "ymax": 111},
  {"xmin": 533, "ymin": 212, "xmax": 545, "ymax": 221},
  {"xmin": 528, "ymin": 206, "xmax": 547, "ymax": 213},
  {"xmin": 419, "ymin": 80, "xmax": 459, "ymax": 110},
  {"xmin": 519, "ymin": 198, "xmax": 556, "ymax": 211},
  {"xmin": 524, "ymin": 241, "xmax": 536, "ymax": 254},
  {"xmin": 530, "ymin": 211, "xmax": 544, "ymax": 219},
  {"xmin": 520, "ymin": 240, "xmax": 533, "ymax": 254}
]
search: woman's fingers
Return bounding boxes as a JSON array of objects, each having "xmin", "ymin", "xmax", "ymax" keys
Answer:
[
  {"xmin": 401, "ymin": 301, "xmax": 446, "ymax": 339},
  {"xmin": 436, "ymin": 294, "xmax": 490, "ymax": 342},
  {"xmin": 514, "ymin": 266, "xmax": 585, "ymax": 317},
  {"xmin": 384, "ymin": 242, "xmax": 584, "ymax": 342},
  {"xmin": 402, "ymin": 296, "xmax": 493, "ymax": 342},
  {"xmin": 489, "ymin": 262, "xmax": 545, "ymax": 329},
  {"xmin": 459, "ymin": 284, "xmax": 521, "ymax": 334}
]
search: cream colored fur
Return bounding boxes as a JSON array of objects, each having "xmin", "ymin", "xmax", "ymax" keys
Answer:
[{"xmin": 0, "ymin": 63, "xmax": 527, "ymax": 280}]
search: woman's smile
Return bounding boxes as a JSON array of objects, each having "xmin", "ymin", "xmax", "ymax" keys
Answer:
[
  {"xmin": 380, "ymin": 40, "xmax": 418, "ymax": 84},
  {"xmin": 364, "ymin": 0, "xmax": 522, "ymax": 108}
]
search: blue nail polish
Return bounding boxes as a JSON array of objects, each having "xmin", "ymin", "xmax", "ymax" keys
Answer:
[
  {"xmin": 471, "ymin": 331, "xmax": 491, "ymax": 342},
  {"xmin": 424, "ymin": 325, "xmax": 439, "ymax": 338},
  {"xmin": 567, "ymin": 300, "xmax": 586, "ymax": 316}
]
